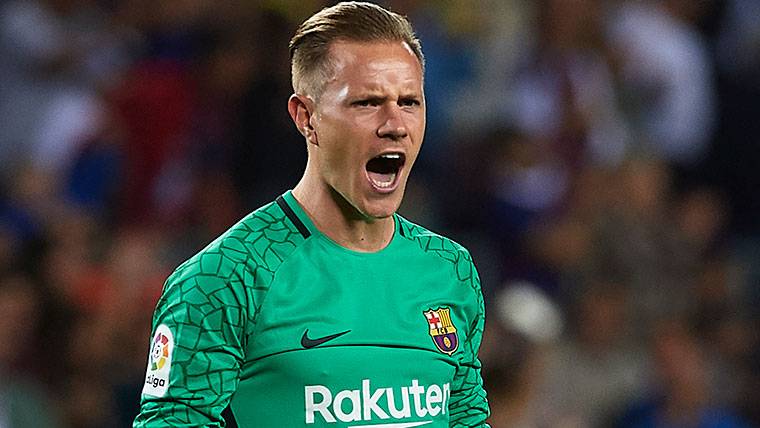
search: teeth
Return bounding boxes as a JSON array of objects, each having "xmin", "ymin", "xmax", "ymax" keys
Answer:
[
  {"xmin": 370, "ymin": 173, "xmax": 396, "ymax": 188},
  {"xmin": 380, "ymin": 153, "xmax": 401, "ymax": 160}
]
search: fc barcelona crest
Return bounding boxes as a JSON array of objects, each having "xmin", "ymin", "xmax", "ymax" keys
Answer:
[{"xmin": 423, "ymin": 308, "xmax": 459, "ymax": 355}]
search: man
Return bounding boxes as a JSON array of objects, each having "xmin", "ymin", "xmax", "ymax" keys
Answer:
[{"xmin": 134, "ymin": 2, "xmax": 489, "ymax": 427}]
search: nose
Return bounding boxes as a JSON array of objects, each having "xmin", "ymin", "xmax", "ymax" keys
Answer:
[{"xmin": 376, "ymin": 104, "xmax": 408, "ymax": 141}]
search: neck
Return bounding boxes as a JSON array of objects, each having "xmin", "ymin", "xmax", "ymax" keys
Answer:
[{"xmin": 292, "ymin": 176, "xmax": 395, "ymax": 253}]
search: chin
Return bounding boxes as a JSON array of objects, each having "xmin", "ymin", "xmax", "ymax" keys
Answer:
[
  {"xmin": 359, "ymin": 195, "xmax": 403, "ymax": 220},
  {"xmin": 364, "ymin": 208, "xmax": 397, "ymax": 220}
]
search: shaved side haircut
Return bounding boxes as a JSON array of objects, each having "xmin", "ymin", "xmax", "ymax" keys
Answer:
[{"xmin": 289, "ymin": 1, "xmax": 425, "ymax": 98}]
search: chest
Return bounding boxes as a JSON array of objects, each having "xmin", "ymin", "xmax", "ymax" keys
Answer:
[
  {"xmin": 247, "ymin": 246, "xmax": 469, "ymax": 360},
  {"xmin": 231, "ymin": 246, "xmax": 468, "ymax": 427}
]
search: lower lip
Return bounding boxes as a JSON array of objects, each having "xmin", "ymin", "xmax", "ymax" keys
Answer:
[{"xmin": 365, "ymin": 167, "xmax": 403, "ymax": 194}]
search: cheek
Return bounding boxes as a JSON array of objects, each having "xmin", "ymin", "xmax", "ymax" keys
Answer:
[
  {"xmin": 319, "ymin": 126, "xmax": 363, "ymax": 177},
  {"xmin": 409, "ymin": 116, "xmax": 426, "ymax": 154},
  {"xmin": 404, "ymin": 111, "xmax": 425, "ymax": 138}
]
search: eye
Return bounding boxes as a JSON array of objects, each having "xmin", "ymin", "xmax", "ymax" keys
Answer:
[
  {"xmin": 399, "ymin": 98, "xmax": 421, "ymax": 107},
  {"xmin": 352, "ymin": 98, "xmax": 382, "ymax": 107}
]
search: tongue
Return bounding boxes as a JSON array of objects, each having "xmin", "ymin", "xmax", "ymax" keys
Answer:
[{"xmin": 368, "ymin": 171, "xmax": 395, "ymax": 187}]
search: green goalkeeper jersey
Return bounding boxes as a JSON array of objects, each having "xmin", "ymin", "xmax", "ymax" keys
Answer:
[{"xmin": 134, "ymin": 191, "xmax": 489, "ymax": 427}]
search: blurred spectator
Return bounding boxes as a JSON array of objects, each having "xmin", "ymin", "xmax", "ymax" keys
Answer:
[
  {"xmin": 113, "ymin": 57, "xmax": 197, "ymax": 225},
  {"xmin": 534, "ymin": 282, "xmax": 648, "ymax": 427},
  {"xmin": 0, "ymin": 0, "xmax": 127, "ymax": 182},
  {"xmin": 616, "ymin": 320, "xmax": 750, "ymax": 428},
  {"xmin": 606, "ymin": 0, "xmax": 715, "ymax": 167},
  {"xmin": 510, "ymin": 0, "xmax": 630, "ymax": 172},
  {"xmin": 0, "ymin": 274, "xmax": 61, "ymax": 427},
  {"xmin": 483, "ymin": 282, "xmax": 563, "ymax": 428},
  {"xmin": 584, "ymin": 157, "xmax": 695, "ymax": 328},
  {"xmin": 709, "ymin": 0, "xmax": 760, "ymax": 327},
  {"xmin": 229, "ymin": 9, "xmax": 306, "ymax": 209}
]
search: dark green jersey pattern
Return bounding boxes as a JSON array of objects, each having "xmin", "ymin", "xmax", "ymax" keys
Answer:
[{"xmin": 134, "ymin": 191, "xmax": 489, "ymax": 427}]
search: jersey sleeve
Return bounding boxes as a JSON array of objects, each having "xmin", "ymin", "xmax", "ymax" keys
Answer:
[
  {"xmin": 133, "ymin": 251, "xmax": 249, "ymax": 427},
  {"xmin": 449, "ymin": 255, "xmax": 490, "ymax": 427}
]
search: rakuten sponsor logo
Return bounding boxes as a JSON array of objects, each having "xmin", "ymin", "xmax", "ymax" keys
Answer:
[{"xmin": 305, "ymin": 379, "xmax": 449, "ymax": 426}]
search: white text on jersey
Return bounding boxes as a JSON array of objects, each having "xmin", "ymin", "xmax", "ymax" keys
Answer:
[{"xmin": 305, "ymin": 379, "xmax": 450, "ymax": 425}]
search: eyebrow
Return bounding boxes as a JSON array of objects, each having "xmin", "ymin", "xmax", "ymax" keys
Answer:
[
  {"xmin": 354, "ymin": 94, "xmax": 387, "ymax": 101},
  {"xmin": 350, "ymin": 90, "xmax": 422, "ymax": 101}
]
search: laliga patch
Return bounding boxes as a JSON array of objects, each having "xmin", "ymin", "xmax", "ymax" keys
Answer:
[
  {"xmin": 423, "ymin": 307, "xmax": 459, "ymax": 355},
  {"xmin": 142, "ymin": 324, "xmax": 173, "ymax": 397}
]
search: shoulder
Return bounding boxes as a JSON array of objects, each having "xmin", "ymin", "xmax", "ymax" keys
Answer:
[
  {"xmin": 396, "ymin": 215, "xmax": 478, "ymax": 283},
  {"xmin": 397, "ymin": 215, "xmax": 474, "ymax": 260},
  {"xmin": 169, "ymin": 199, "xmax": 308, "ymax": 285},
  {"xmin": 397, "ymin": 216, "xmax": 486, "ymax": 345}
]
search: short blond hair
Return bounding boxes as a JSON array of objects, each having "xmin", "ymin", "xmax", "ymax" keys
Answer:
[{"xmin": 289, "ymin": 1, "xmax": 424, "ymax": 98}]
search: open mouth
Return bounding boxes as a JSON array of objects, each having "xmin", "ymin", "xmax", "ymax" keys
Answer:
[{"xmin": 366, "ymin": 153, "xmax": 406, "ymax": 190}]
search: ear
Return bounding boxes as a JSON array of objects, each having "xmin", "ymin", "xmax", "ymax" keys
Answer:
[{"xmin": 288, "ymin": 94, "xmax": 318, "ymax": 146}]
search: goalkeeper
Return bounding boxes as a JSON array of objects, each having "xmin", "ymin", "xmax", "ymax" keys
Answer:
[{"xmin": 134, "ymin": 2, "xmax": 489, "ymax": 426}]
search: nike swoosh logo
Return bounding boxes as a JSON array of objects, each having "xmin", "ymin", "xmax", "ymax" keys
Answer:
[{"xmin": 301, "ymin": 329, "xmax": 351, "ymax": 349}]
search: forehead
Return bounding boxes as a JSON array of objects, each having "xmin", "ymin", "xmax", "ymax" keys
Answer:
[{"xmin": 323, "ymin": 40, "xmax": 423, "ymax": 91}]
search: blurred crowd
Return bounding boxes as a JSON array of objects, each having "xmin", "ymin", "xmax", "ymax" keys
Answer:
[{"xmin": 0, "ymin": 0, "xmax": 758, "ymax": 427}]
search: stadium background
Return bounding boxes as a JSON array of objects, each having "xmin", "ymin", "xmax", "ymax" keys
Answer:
[{"xmin": 1, "ymin": 0, "xmax": 758, "ymax": 426}]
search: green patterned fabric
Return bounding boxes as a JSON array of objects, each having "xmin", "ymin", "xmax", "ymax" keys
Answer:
[{"xmin": 134, "ymin": 191, "xmax": 489, "ymax": 427}]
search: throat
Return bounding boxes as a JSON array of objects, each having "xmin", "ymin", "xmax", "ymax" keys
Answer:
[
  {"xmin": 334, "ymin": 216, "xmax": 395, "ymax": 252},
  {"xmin": 292, "ymin": 184, "xmax": 395, "ymax": 252}
]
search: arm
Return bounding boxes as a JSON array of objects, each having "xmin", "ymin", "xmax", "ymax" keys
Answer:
[
  {"xmin": 448, "ymin": 257, "xmax": 490, "ymax": 427},
  {"xmin": 134, "ymin": 252, "xmax": 249, "ymax": 427}
]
